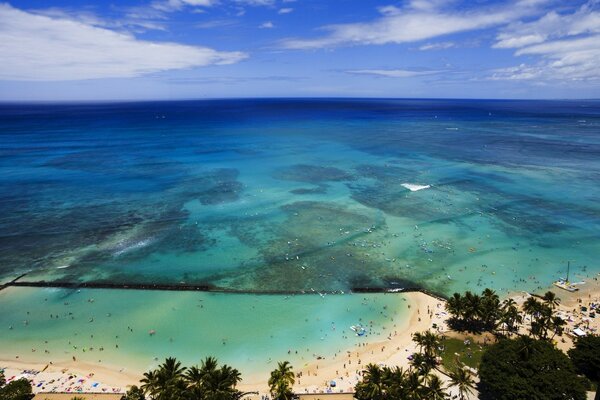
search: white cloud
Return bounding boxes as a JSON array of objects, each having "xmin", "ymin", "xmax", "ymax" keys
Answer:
[
  {"xmin": 494, "ymin": 3, "xmax": 600, "ymax": 49},
  {"xmin": 259, "ymin": 21, "xmax": 275, "ymax": 29},
  {"xmin": 278, "ymin": 8, "xmax": 293, "ymax": 14},
  {"xmin": 347, "ymin": 69, "xmax": 442, "ymax": 78},
  {"xmin": 490, "ymin": 2, "xmax": 600, "ymax": 81},
  {"xmin": 152, "ymin": 0, "xmax": 217, "ymax": 12},
  {"xmin": 235, "ymin": 0, "xmax": 275, "ymax": 6},
  {"xmin": 0, "ymin": 3, "xmax": 247, "ymax": 81},
  {"xmin": 419, "ymin": 41, "xmax": 455, "ymax": 51},
  {"xmin": 280, "ymin": 0, "xmax": 541, "ymax": 49}
]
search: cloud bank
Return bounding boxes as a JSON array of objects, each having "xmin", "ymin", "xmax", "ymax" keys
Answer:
[
  {"xmin": 280, "ymin": 0, "xmax": 541, "ymax": 49},
  {"xmin": 0, "ymin": 3, "xmax": 247, "ymax": 81}
]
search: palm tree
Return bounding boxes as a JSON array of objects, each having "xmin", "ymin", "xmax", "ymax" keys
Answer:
[
  {"xmin": 463, "ymin": 291, "xmax": 482, "ymax": 330},
  {"xmin": 424, "ymin": 374, "xmax": 448, "ymax": 400},
  {"xmin": 499, "ymin": 299, "xmax": 522, "ymax": 337},
  {"xmin": 268, "ymin": 361, "xmax": 295, "ymax": 400},
  {"xmin": 446, "ymin": 293, "xmax": 465, "ymax": 321},
  {"xmin": 447, "ymin": 364, "xmax": 475, "ymax": 400},
  {"xmin": 413, "ymin": 331, "xmax": 441, "ymax": 359},
  {"xmin": 523, "ymin": 297, "xmax": 543, "ymax": 336},
  {"xmin": 411, "ymin": 352, "xmax": 436, "ymax": 376},
  {"xmin": 549, "ymin": 315, "xmax": 566, "ymax": 339},
  {"xmin": 480, "ymin": 289, "xmax": 501, "ymax": 330},
  {"xmin": 542, "ymin": 291, "xmax": 560, "ymax": 310},
  {"xmin": 355, "ymin": 364, "xmax": 385, "ymax": 400},
  {"xmin": 140, "ymin": 370, "xmax": 159, "ymax": 398},
  {"xmin": 185, "ymin": 357, "xmax": 247, "ymax": 400},
  {"xmin": 159, "ymin": 357, "xmax": 186, "ymax": 380},
  {"xmin": 404, "ymin": 370, "xmax": 424, "ymax": 400},
  {"xmin": 384, "ymin": 366, "xmax": 410, "ymax": 400}
]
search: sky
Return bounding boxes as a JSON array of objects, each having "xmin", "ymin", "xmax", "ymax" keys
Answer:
[{"xmin": 1, "ymin": 0, "xmax": 600, "ymax": 100}]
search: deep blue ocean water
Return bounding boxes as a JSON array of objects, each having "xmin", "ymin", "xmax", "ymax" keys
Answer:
[{"xmin": 1, "ymin": 99, "xmax": 599, "ymax": 295}]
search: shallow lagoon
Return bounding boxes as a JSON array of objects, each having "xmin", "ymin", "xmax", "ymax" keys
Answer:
[{"xmin": 0, "ymin": 287, "xmax": 410, "ymax": 378}]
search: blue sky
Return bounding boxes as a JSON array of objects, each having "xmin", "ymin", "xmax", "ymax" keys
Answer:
[{"xmin": 1, "ymin": 0, "xmax": 599, "ymax": 100}]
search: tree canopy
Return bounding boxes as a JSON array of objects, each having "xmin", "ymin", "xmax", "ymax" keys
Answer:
[
  {"xmin": 127, "ymin": 356, "xmax": 250, "ymax": 400},
  {"xmin": 569, "ymin": 334, "xmax": 600, "ymax": 400},
  {"xmin": 478, "ymin": 336, "xmax": 587, "ymax": 400},
  {"xmin": 0, "ymin": 377, "xmax": 33, "ymax": 400}
]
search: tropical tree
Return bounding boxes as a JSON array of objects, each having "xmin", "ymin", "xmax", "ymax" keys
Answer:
[
  {"xmin": 447, "ymin": 364, "xmax": 475, "ymax": 400},
  {"xmin": 480, "ymin": 289, "xmax": 501, "ymax": 331},
  {"xmin": 568, "ymin": 334, "xmax": 600, "ymax": 400},
  {"xmin": 383, "ymin": 367, "xmax": 410, "ymax": 400},
  {"xmin": 542, "ymin": 291, "xmax": 560, "ymax": 310},
  {"xmin": 424, "ymin": 374, "xmax": 448, "ymax": 400},
  {"xmin": 404, "ymin": 370, "xmax": 425, "ymax": 400},
  {"xmin": 140, "ymin": 369, "xmax": 159, "ymax": 398},
  {"xmin": 446, "ymin": 289, "xmax": 503, "ymax": 334},
  {"xmin": 413, "ymin": 331, "xmax": 441, "ymax": 359},
  {"xmin": 268, "ymin": 361, "xmax": 295, "ymax": 400},
  {"xmin": 478, "ymin": 336, "xmax": 587, "ymax": 400},
  {"xmin": 138, "ymin": 357, "xmax": 248, "ymax": 400},
  {"xmin": 120, "ymin": 385, "xmax": 145, "ymax": 400},
  {"xmin": 0, "ymin": 377, "xmax": 33, "ymax": 400},
  {"xmin": 355, "ymin": 364, "xmax": 386, "ymax": 400},
  {"xmin": 411, "ymin": 331, "xmax": 442, "ymax": 375},
  {"xmin": 499, "ymin": 299, "xmax": 522, "ymax": 337}
]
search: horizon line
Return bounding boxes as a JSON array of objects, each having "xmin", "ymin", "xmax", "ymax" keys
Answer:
[{"xmin": 1, "ymin": 96, "xmax": 600, "ymax": 105}]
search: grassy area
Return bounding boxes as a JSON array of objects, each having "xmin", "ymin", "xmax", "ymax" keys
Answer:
[{"xmin": 439, "ymin": 337, "xmax": 487, "ymax": 372}]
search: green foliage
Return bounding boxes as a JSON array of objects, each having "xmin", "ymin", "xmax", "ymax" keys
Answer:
[
  {"xmin": 0, "ymin": 378, "xmax": 33, "ymax": 400},
  {"xmin": 446, "ymin": 289, "xmax": 565, "ymax": 341},
  {"xmin": 478, "ymin": 336, "xmax": 587, "ymax": 400},
  {"xmin": 569, "ymin": 334, "xmax": 600, "ymax": 400},
  {"xmin": 446, "ymin": 289, "xmax": 502, "ymax": 333},
  {"xmin": 354, "ymin": 331, "xmax": 450, "ymax": 400},
  {"xmin": 138, "ymin": 356, "xmax": 246, "ymax": 400},
  {"xmin": 354, "ymin": 364, "xmax": 448, "ymax": 400},
  {"xmin": 522, "ymin": 296, "xmax": 565, "ymax": 340},
  {"xmin": 268, "ymin": 361, "xmax": 295, "ymax": 400},
  {"xmin": 121, "ymin": 385, "xmax": 146, "ymax": 400},
  {"xmin": 447, "ymin": 364, "xmax": 475, "ymax": 400},
  {"xmin": 569, "ymin": 334, "xmax": 600, "ymax": 383}
]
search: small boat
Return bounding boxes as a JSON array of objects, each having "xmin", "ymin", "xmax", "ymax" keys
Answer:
[
  {"xmin": 553, "ymin": 262, "xmax": 580, "ymax": 292},
  {"xmin": 553, "ymin": 279, "xmax": 579, "ymax": 292},
  {"xmin": 350, "ymin": 325, "xmax": 366, "ymax": 336}
]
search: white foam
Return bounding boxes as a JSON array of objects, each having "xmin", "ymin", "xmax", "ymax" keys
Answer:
[
  {"xmin": 113, "ymin": 238, "xmax": 152, "ymax": 256},
  {"xmin": 56, "ymin": 265, "xmax": 70, "ymax": 269},
  {"xmin": 401, "ymin": 183, "xmax": 431, "ymax": 192}
]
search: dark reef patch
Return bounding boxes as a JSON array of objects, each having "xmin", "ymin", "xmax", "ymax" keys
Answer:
[
  {"xmin": 290, "ymin": 184, "xmax": 329, "ymax": 195},
  {"xmin": 274, "ymin": 164, "xmax": 354, "ymax": 183}
]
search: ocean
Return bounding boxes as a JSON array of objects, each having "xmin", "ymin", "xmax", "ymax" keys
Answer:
[{"xmin": 0, "ymin": 98, "xmax": 598, "ymax": 376}]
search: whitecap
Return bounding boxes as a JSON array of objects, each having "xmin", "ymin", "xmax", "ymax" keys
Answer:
[{"xmin": 401, "ymin": 183, "xmax": 431, "ymax": 192}]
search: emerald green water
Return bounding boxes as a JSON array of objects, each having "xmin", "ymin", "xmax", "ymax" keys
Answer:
[{"xmin": 0, "ymin": 287, "xmax": 410, "ymax": 379}]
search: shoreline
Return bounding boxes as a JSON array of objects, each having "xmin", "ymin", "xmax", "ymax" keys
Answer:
[{"xmin": 2, "ymin": 279, "xmax": 599, "ymax": 398}]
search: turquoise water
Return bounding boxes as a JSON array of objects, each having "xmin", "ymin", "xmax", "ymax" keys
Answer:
[
  {"xmin": 1, "ymin": 99, "xmax": 598, "ymax": 294},
  {"xmin": 0, "ymin": 287, "xmax": 409, "ymax": 378},
  {"xmin": 0, "ymin": 99, "xmax": 598, "ymax": 376}
]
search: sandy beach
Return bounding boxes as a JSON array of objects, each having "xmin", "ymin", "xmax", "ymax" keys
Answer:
[{"xmin": 4, "ymin": 279, "xmax": 599, "ymax": 399}]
